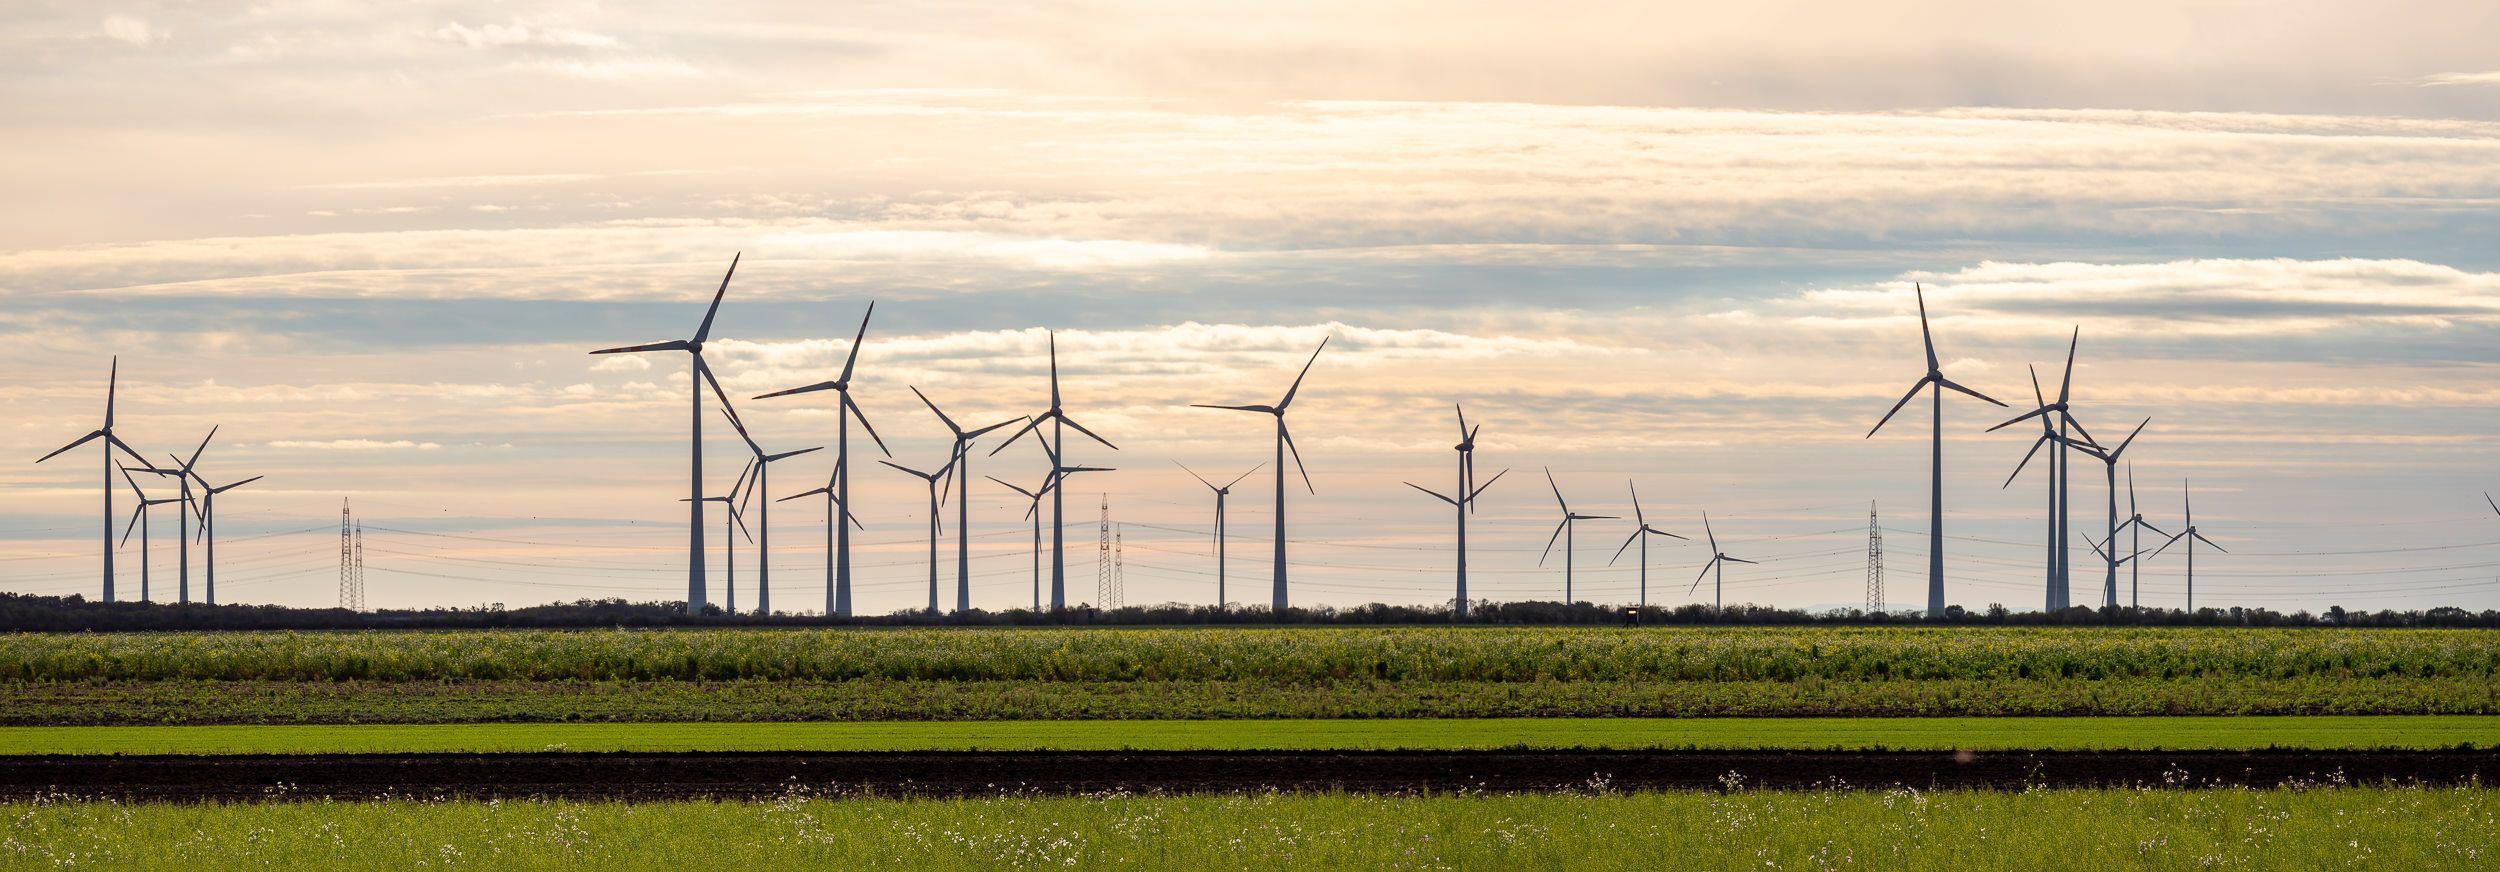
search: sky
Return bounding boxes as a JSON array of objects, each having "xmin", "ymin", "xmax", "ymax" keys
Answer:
[{"xmin": 3, "ymin": 0, "xmax": 2498, "ymax": 615}]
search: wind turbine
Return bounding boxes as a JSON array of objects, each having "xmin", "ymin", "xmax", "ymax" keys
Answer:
[
  {"xmin": 588, "ymin": 253, "xmax": 747, "ymax": 614},
  {"xmin": 187, "ymin": 470, "xmax": 263, "ymax": 607},
  {"xmin": 779, "ymin": 458, "xmax": 866, "ymax": 614},
  {"xmin": 883, "ymin": 453, "xmax": 961, "ymax": 616},
  {"xmin": 990, "ymin": 333, "xmax": 1118, "ymax": 612},
  {"xmin": 1191, "ymin": 337, "xmax": 1328, "ymax": 613},
  {"xmin": 985, "ymin": 474, "xmax": 1060, "ymax": 611},
  {"xmin": 714, "ymin": 404, "xmax": 820, "ymax": 615},
  {"xmin": 755, "ymin": 303, "xmax": 891, "ymax": 617},
  {"xmin": 1178, "ymin": 460, "xmax": 1263, "ymax": 610},
  {"xmin": 143, "ymin": 428, "xmax": 216, "ymax": 604},
  {"xmin": 1988, "ymin": 331, "xmax": 2095, "ymax": 609},
  {"xmin": 912, "ymin": 386, "xmax": 1023, "ymax": 613},
  {"xmin": 1609, "ymin": 482, "xmax": 1689, "ymax": 609},
  {"xmin": 2151, "ymin": 480, "xmax": 2226, "ymax": 610},
  {"xmin": 1403, "ymin": 405, "xmax": 1505, "ymax": 618},
  {"xmin": 1687, "ymin": 512, "xmax": 1756, "ymax": 610},
  {"xmin": 1868, "ymin": 284, "xmax": 2007, "ymax": 617},
  {"xmin": 1537, "ymin": 468, "xmax": 1616, "ymax": 604},
  {"xmin": 2486, "ymin": 492, "xmax": 2497, "ymax": 517},
  {"xmin": 34, "ymin": 357, "xmax": 153, "ymax": 602},
  {"xmin": 2068, "ymin": 417, "xmax": 2148, "ymax": 609},
  {"xmin": 2115, "ymin": 464, "xmax": 2170, "ymax": 608},
  {"xmin": 681, "ymin": 459, "xmax": 756, "ymax": 614},
  {"xmin": 115, "ymin": 465, "xmax": 186, "ymax": 603}
]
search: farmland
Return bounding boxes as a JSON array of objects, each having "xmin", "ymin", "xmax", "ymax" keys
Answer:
[
  {"xmin": 0, "ymin": 626, "xmax": 2491, "ymax": 726},
  {"xmin": 3, "ymin": 788, "xmax": 2493, "ymax": 870}
]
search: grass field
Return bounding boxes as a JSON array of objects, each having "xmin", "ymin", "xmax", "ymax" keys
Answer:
[
  {"xmin": 7, "ymin": 674, "xmax": 2490, "ymax": 725},
  {"xmin": 6, "ymin": 626, "xmax": 2489, "ymax": 682},
  {"xmin": 0, "ymin": 715, "xmax": 2487, "ymax": 756},
  {"xmin": 2, "ymin": 626, "xmax": 2492, "ymax": 726},
  {"xmin": 1, "ymin": 788, "xmax": 2490, "ymax": 870}
]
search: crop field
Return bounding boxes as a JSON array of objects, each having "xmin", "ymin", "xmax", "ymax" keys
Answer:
[
  {"xmin": 3, "ymin": 788, "xmax": 2493, "ymax": 870},
  {"xmin": 1, "ymin": 626, "xmax": 2491, "ymax": 725},
  {"xmin": 0, "ymin": 715, "xmax": 2490, "ymax": 756}
]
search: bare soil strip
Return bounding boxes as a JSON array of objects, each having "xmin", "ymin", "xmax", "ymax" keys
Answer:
[{"xmin": 1, "ymin": 750, "xmax": 2490, "ymax": 801}]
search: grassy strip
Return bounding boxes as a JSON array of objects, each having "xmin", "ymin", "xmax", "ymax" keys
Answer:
[
  {"xmin": 0, "ymin": 715, "xmax": 2489, "ymax": 756},
  {"xmin": 5, "ymin": 675, "xmax": 2491, "ymax": 726},
  {"xmin": 5, "ymin": 626, "xmax": 2492, "ymax": 683},
  {"xmin": 2, "ymin": 789, "xmax": 2494, "ymax": 869}
]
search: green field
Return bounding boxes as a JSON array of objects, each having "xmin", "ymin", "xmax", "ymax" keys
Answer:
[
  {"xmin": 3, "ymin": 788, "xmax": 2491, "ymax": 870},
  {"xmin": 0, "ymin": 715, "xmax": 2487, "ymax": 756},
  {"xmin": 1, "ymin": 626, "xmax": 2491, "ymax": 726}
]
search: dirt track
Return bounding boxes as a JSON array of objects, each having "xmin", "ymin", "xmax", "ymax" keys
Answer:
[{"xmin": 0, "ymin": 749, "xmax": 2490, "ymax": 801}]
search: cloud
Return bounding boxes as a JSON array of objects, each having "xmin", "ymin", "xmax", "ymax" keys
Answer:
[
  {"xmin": 262, "ymin": 439, "xmax": 442, "ymax": 451},
  {"xmin": 1792, "ymin": 257, "xmax": 2500, "ymax": 338},
  {"xmin": 588, "ymin": 355, "xmax": 652, "ymax": 373},
  {"xmin": 518, "ymin": 57, "xmax": 702, "ymax": 81},
  {"xmin": 2411, "ymin": 71, "xmax": 2500, "ymax": 87},
  {"xmin": 430, "ymin": 22, "xmax": 619, "ymax": 50},
  {"xmin": 99, "ymin": 14, "xmax": 160, "ymax": 47}
]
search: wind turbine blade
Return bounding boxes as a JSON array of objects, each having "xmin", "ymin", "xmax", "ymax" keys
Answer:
[
  {"xmin": 1222, "ymin": 464, "xmax": 1265, "ymax": 491},
  {"xmin": 2194, "ymin": 531, "xmax": 2226, "ymax": 552},
  {"xmin": 985, "ymin": 476, "xmax": 1039, "ymax": 500},
  {"xmin": 1916, "ymin": 283, "xmax": 1937, "ymax": 371},
  {"xmin": 2003, "ymin": 433, "xmax": 2049, "ymax": 489},
  {"xmin": 964, "ymin": 416, "xmax": 1024, "ymax": 440},
  {"xmin": 2085, "ymin": 535, "xmax": 2110, "ymax": 561},
  {"xmin": 2136, "ymin": 520, "xmax": 2172, "ymax": 539},
  {"xmin": 2057, "ymin": 327, "xmax": 2078, "ymax": 404},
  {"xmin": 1278, "ymin": 420, "xmax": 1313, "ymax": 494},
  {"xmin": 2110, "ymin": 418, "xmax": 2149, "ymax": 459},
  {"xmin": 691, "ymin": 252, "xmax": 739, "ymax": 344},
  {"xmin": 834, "ymin": 302, "xmax": 874, "ymax": 385},
  {"xmin": 35, "ymin": 430, "xmax": 102, "ymax": 464},
  {"xmin": 753, "ymin": 380, "xmax": 836, "ymax": 400},
  {"xmin": 909, "ymin": 386, "xmax": 961, "ymax": 435},
  {"xmin": 2128, "ymin": 463, "xmax": 2140, "ymax": 515},
  {"xmin": 779, "ymin": 487, "xmax": 829, "ymax": 503},
  {"xmin": 987, "ymin": 415, "xmax": 1046, "ymax": 456},
  {"xmin": 1538, "ymin": 519, "xmax": 1567, "ymax": 566},
  {"xmin": 2062, "ymin": 415, "xmax": 2101, "ymax": 450},
  {"xmin": 845, "ymin": 394, "xmax": 894, "ymax": 458},
  {"xmin": 1627, "ymin": 480, "xmax": 1645, "ymax": 524},
  {"xmin": 765, "ymin": 446, "xmax": 823, "ymax": 463},
  {"xmin": 1703, "ymin": 512, "xmax": 1718, "ymax": 553},
  {"xmin": 1987, "ymin": 406, "xmax": 2048, "ymax": 433},
  {"xmin": 1454, "ymin": 403, "xmax": 1469, "ymax": 442},
  {"xmin": 1191, "ymin": 404, "xmax": 1274, "ymax": 413},
  {"xmin": 1405, "ymin": 482, "xmax": 1458, "ymax": 506},
  {"xmin": 2151, "ymin": 530, "xmax": 2186, "ymax": 558},
  {"xmin": 1174, "ymin": 460, "xmax": 1218, "ymax": 490},
  {"xmin": 1468, "ymin": 468, "xmax": 1509, "ymax": 502},
  {"xmin": 1047, "ymin": 333, "xmax": 1060, "ymax": 409},
  {"xmin": 104, "ymin": 356, "xmax": 118, "ymax": 430},
  {"xmin": 1722, "ymin": 557, "xmax": 1758, "ymax": 565},
  {"xmin": 731, "ymin": 504, "xmax": 754, "ymax": 542},
  {"xmin": 120, "ymin": 503, "xmax": 143, "ymax": 548},
  {"xmin": 589, "ymin": 340, "xmax": 691, "ymax": 355},
  {"xmin": 2487, "ymin": 492, "xmax": 2497, "ymax": 516},
  {"xmin": 1866, "ymin": 377, "xmax": 1930, "ymax": 438},
  {"xmin": 1058, "ymin": 414, "xmax": 1119, "ymax": 451},
  {"xmin": 105, "ymin": 433, "xmax": 150, "ymax": 467},
  {"xmin": 696, "ymin": 356, "xmax": 755, "ymax": 448},
  {"xmin": 1651, "ymin": 528, "xmax": 1692, "ymax": 541},
  {"xmin": 878, "ymin": 460, "xmax": 923, "ymax": 478},
  {"xmin": 211, "ymin": 476, "xmax": 262, "ymax": 494},
  {"xmin": 1689, "ymin": 558, "xmax": 1719, "ymax": 594},
  {"xmin": 1933, "ymin": 376, "xmax": 2006, "ymax": 407},
  {"xmin": 1276, "ymin": 336, "xmax": 1329, "ymax": 410},
  {"xmin": 185, "ymin": 426, "xmax": 219, "ymax": 472},
  {"xmin": 1544, "ymin": 467, "xmax": 1566, "ymax": 512},
  {"xmin": 1609, "ymin": 529, "xmax": 1639, "ymax": 565}
]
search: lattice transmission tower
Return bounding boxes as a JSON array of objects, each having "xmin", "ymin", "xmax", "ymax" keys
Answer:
[
  {"xmin": 1096, "ymin": 495, "xmax": 1116, "ymax": 609},
  {"xmin": 338, "ymin": 499, "xmax": 368, "ymax": 612},
  {"xmin": 1865, "ymin": 501, "xmax": 1885, "ymax": 614}
]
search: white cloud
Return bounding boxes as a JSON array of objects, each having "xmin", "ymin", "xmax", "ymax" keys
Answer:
[
  {"xmin": 589, "ymin": 355, "xmax": 652, "ymax": 373},
  {"xmin": 2412, "ymin": 70, "xmax": 2500, "ymax": 87},
  {"xmin": 263, "ymin": 439, "xmax": 442, "ymax": 451},
  {"xmin": 430, "ymin": 22, "xmax": 619, "ymax": 50},
  {"xmin": 100, "ymin": 14, "xmax": 160, "ymax": 47}
]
